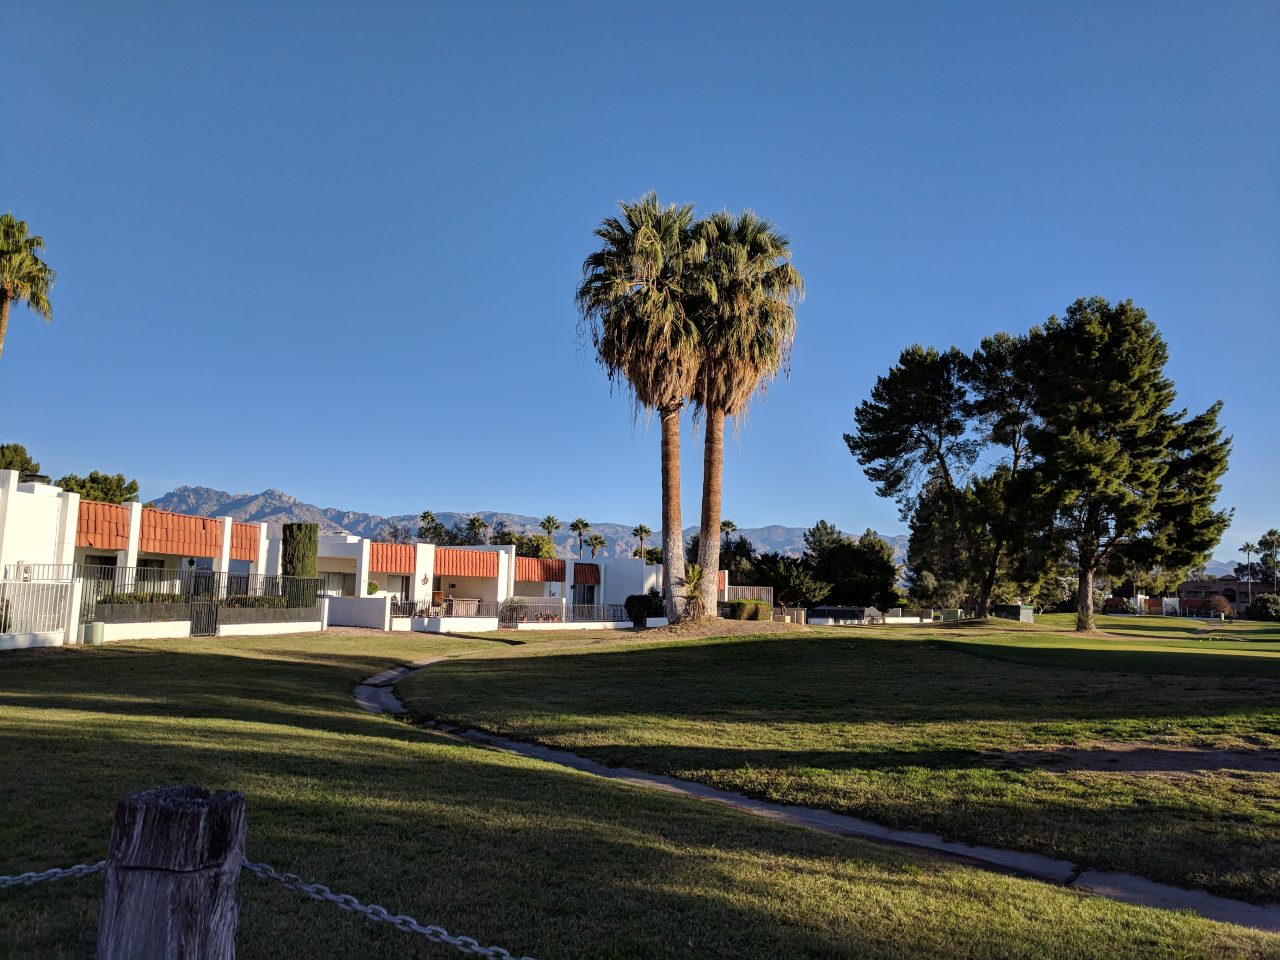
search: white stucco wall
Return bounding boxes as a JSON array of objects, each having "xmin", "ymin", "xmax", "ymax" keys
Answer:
[
  {"xmin": 89, "ymin": 620, "xmax": 193, "ymax": 643},
  {"xmin": 0, "ymin": 631, "xmax": 66, "ymax": 651},
  {"xmin": 0, "ymin": 472, "xmax": 79, "ymax": 572},
  {"xmin": 326, "ymin": 595, "xmax": 391, "ymax": 630},
  {"xmin": 434, "ymin": 574, "xmax": 499, "ymax": 603}
]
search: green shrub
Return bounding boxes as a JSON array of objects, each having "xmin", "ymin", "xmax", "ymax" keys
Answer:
[
  {"xmin": 97, "ymin": 592, "xmax": 188, "ymax": 605},
  {"xmin": 282, "ymin": 523, "xmax": 318, "ymax": 579},
  {"xmin": 1246, "ymin": 594, "xmax": 1280, "ymax": 622},
  {"xmin": 367, "ymin": 580, "xmax": 379, "ymax": 596},
  {"xmin": 624, "ymin": 589, "xmax": 664, "ymax": 626},
  {"xmin": 222, "ymin": 595, "xmax": 287, "ymax": 609},
  {"xmin": 725, "ymin": 599, "xmax": 772, "ymax": 621}
]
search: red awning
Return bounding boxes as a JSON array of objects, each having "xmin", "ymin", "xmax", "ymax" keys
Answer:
[
  {"xmin": 573, "ymin": 563, "xmax": 600, "ymax": 585},
  {"xmin": 435, "ymin": 547, "xmax": 499, "ymax": 578}
]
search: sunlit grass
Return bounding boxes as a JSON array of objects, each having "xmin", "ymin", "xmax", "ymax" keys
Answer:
[{"xmin": 3, "ymin": 631, "xmax": 1276, "ymax": 958}]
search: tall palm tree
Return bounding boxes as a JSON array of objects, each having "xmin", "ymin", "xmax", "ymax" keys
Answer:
[
  {"xmin": 539, "ymin": 515, "xmax": 562, "ymax": 549},
  {"xmin": 569, "ymin": 518, "xmax": 591, "ymax": 557},
  {"xmin": 720, "ymin": 518, "xmax": 738, "ymax": 549},
  {"xmin": 632, "ymin": 523, "xmax": 652, "ymax": 559},
  {"xmin": 578, "ymin": 193, "xmax": 704, "ymax": 620},
  {"xmin": 689, "ymin": 210, "xmax": 803, "ymax": 616},
  {"xmin": 584, "ymin": 532, "xmax": 607, "ymax": 558},
  {"xmin": 1263, "ymin": 529, "xmax": 1280, "ymax": 594},
  {"xmin": 466, "ymin": 515, "xmax": 490, "ymax": 544},
  {"xmin": 0, "ymin": 213, "xmax": 55, "ymax": 363},
  {"xmin": 1241, "ymin": 541, "xmax": 1258, "ymax": 605}
]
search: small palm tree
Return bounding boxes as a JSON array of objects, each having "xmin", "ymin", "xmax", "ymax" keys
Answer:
[
  {"xmin": 466, "ymin": 515, "xmax": 490, "ymax": 544},
  {"xmin": 683, "ymin": 563, "xmax": 706, "ymax": 618},
  {"xmin": 721, "ymin": 519, "xmax": 737, "ymax": 548},
  {"xmin": 1241, "ymin": 541, "xmax": 1258, "ymax": 605},
  {"xmin": 632, "ymin": 523, "xmax": 652, "ymax": 559},
  {"xmin": 0, "ymin": 213, "xmax": 56, "ymax": 363},
  {"xmin": 569, "ymin": 518, "xmax": 591, "ymax": 557},
  {"xmin": 689, "ymin": 210, "xmax": 803, "ymax": 616},
  {"xmin": 584, "ymin": 532, "xmax": 607, "ymax": 558},
  {"xmin": 540, "ymin": 515, "xmax": 562, "ymax": 547}
]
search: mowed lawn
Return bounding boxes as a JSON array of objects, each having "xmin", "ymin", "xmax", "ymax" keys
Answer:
[
  {"xmin": 400, "ymin": 621, "xmax": 1280, "ymax": 905},
  {"xmin": 2, "ymin": 635, "xmax": 1277, "ymax": 958}
]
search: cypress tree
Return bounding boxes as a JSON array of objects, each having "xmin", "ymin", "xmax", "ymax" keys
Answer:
[
  {"xmin": 281, "ymin": 523, "xmax": 318, "ymax": 579},
  {"xmin": 1029, "ymin": 298, "xmax": 1231, "ymax": 630}
]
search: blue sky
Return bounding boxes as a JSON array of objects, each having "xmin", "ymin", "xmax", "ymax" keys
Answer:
[{"xmin": 2, "ymin": 2, "xmax": 1277, "ymax": 552}]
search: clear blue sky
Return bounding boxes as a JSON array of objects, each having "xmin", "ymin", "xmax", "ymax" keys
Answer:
[{"xmin": 2, "ymin": 2, "xmax": 1277, "ymax": 552}]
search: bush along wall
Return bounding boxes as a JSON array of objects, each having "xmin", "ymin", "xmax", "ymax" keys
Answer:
[
  {"xmin": 624, "ymin": 589, "xmax": 664, "ymax": 627},
  {"xmin": 724, "ymin": 599, "xmax": 772, "ymax": 621}
]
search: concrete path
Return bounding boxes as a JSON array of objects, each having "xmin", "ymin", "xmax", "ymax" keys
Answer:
[{"xmin": 355, "ymin": 660, "xmax": 1280, "ymax": 933}]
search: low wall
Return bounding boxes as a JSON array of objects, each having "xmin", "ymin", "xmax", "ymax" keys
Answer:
[
  {"xmin": 218, "ymin": 604, "xmax": 324, "ymax": 624},
  {"xmin": 512, "ymin": 620, "xmax": 631, "ymax": 631},
  {"xmin": 390, "ymin": 616, "xmax": 412, "ymax": 632},
  {"xmin": 0, "ymin": 631, "xmax": 65, "ymax": 651},
  {"xmin": 93, "ymin": 602, "xmax": 190, "ymax": 623},
  {"xmin": 84, "ymin": 620, "xmax": 193, "ymax": 643},
  {"xmin": 217, "ymin": 620, "xmax": 324, "ymax": 638},
  {"xmin": 326, "ymin": 596, "xmax": 390, "ymax": 630}
]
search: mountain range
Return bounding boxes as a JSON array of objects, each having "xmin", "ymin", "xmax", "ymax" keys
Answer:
[
  {"xmin": 151, "ymin": 485, "xmax": 1242, "ymax": 575},
  {"xmin": 150, "ymin": 485, "xmax": 910, "ymax": 561}
]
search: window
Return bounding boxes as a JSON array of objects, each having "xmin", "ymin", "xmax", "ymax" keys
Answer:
[{"xmin": 385, "ymin": 575, "xmax": 410, "ymax": 599}]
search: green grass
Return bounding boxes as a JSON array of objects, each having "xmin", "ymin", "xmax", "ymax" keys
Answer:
[
  {"xmin": 400, "ymin": 624, "xmax": 1280, "ymax": 904},
  {"xmin": 2, "ymin": 632, "xmax": 1277, "ymax": 958},
  {"xmin": 1038, "ymin": 613, "xmax": 1280, "ymax": 643}
]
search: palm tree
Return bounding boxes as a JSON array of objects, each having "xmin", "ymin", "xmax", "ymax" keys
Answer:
[
  {"xmin": 569, "ymin": 518, "xmax": 591, "ymax": 557},
  {"xmin": 1263, "ymin": 529, "xmax": 1280, "ymax": 594},
  {"xmin": 0, "ymin": 213, "xmax": 56, "ymax": 363},
  {"xmin": 632, "ymin": 523, "xmax": 652, "ymax": 559},
  {"xmin": 1241, "ymin": 541, "xmax": 1259, "ymax": 605},
  {"xmin": 720, "ymin": 518, "xmax": 737, "ymax": 549},
  {"xmin": 578, "ymin": 193, "xmax": 703, "ymax": 621},
  {"xmin": 466, "ymin": 515, "xmax": 490, "ymax": 544},
  {"xmin": 539, "ymin": 515, "xmax": 562, "ymax": 549},
  {"xmin": 689, "ymin": 210, "xmax": 803, "ymax": 616},
  {"xmin": 584, "ymin": 532, "xmax": 607, "ymax": 558}
]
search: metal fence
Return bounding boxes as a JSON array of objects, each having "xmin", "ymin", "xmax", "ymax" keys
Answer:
[
  {"xmin": 392, "ymin": 599, "xmax": 501, "ymax": 619},
  {"xmin": 498, "ymin": 598, "xmax": 628, "ymax": 625},
  {"xmin": 0, "ymin": 580, "xmax": 72, "ymax": 634},
  {"xmin": 78, "ymin": 566, "xmax": 322, "ymax": 623},
  {"xmin": 1, "ymin": 562, "xmax": 76, "ymax": 582}
]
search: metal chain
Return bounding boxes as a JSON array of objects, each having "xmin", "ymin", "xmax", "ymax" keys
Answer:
[
  {"xmin": 0, "ymin": 860, "xmax": 106, "ymax": 889},
  {"xmin": 242, "ymin": 860, "xmax": 536, "ymax": 960}
]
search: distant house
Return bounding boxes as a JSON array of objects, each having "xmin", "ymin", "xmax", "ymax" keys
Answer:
[{"xmin": 1178, "ymin": 575, "xmax": 1255, "ymax": 616}]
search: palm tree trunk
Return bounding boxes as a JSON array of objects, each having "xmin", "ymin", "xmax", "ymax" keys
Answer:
[
  {"xmin": 696, "ymin": 409, "xmax": 725, "ymax": 618},
  {"xmin": 659, "ymin": 402, "xmax": 687, "ymax": 621},
  {"xmin": 0, "ymin": 295, "xmax": 10, "ymax": 362}
]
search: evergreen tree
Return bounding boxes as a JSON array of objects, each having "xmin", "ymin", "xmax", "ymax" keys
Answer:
[
  {"xmin": 417, "ymin": 510, "xmax": 455, "ymax": 545},
  {"xmin": 56, "ymin": 471, "xmax": 139, "ymax": 504},
  {"xmin": 0, "ymin": 443, "xmax": 41, "ymax": 480},
  {"xmin": 1029, "ymin": 298, "xmax": 1231, "ymax": 630}
]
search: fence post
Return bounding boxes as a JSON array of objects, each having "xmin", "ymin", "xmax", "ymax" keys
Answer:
[{"xmin": 97, "ymin": 785, "xmax": 246, "ymax": 960}]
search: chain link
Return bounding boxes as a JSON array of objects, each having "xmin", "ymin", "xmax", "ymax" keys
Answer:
[
  {"xmin": 0, "ymin": 860, "xmax": 106, "ymax": 889},
  {"xmin": 242, "ymin": 860, "xmax": 536, "ymax": 960}
]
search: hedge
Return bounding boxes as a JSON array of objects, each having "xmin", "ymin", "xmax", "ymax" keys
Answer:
[{"xmin": 724, "ymin": 599, "xmax": 772, "ymax": 621}]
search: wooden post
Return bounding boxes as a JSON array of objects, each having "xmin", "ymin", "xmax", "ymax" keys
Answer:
[{"xmin": 97, "ymin": 785, "xmax": 246, "ymax": 960}]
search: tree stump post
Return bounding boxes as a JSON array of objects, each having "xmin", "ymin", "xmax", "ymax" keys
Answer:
[{"xmin": 97, "ymin": 785, "xmax": 246, "ymax": 960}]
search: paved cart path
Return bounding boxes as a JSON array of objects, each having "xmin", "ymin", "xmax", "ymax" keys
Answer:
[{"xmin": 354, "ymin": 658, "xmax": 1280, "ymax": 934}]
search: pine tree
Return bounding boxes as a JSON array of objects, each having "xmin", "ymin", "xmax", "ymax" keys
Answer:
[{"xmin": 1030, "ymin": 298, "xmax": 1231, "ymax": 630}]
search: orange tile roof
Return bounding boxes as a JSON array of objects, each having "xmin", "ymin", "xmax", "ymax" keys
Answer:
[
  {"xmin": 371, "ymin": 542, "xmax": 415, "ymax": 574},
  {"xmin": 515, "ymin": 557, "xmax": 565, "ymax": 583},
  {"xmin": 231, "ymin": 522, "xmax": 260, "ymax": 562},
  {"xmin": 76, "ymin": 500, "xmax": 130, "ymax": 551},
  {"xmin": 435, "ymin": 547, "xmax": 499, "ymax": 578},
  {"xmin": 572, "ymin": 562, "xmax": 600, "ymax": 585},
  {"xmin": 140, "ymin": 507, "xmax": 222, "ymax": 558}
]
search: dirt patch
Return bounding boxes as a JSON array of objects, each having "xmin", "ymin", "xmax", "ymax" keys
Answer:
[{"xmin": 994, "ymin": 741, "xmax": 1280, "ymax": 774}]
